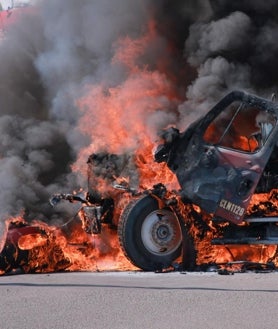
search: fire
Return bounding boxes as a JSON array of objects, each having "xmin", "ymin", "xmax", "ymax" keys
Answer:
[
  {"xmin": 73, "ymin": 20, "xmax": 181, "ymax": 175},
  {"xmin": 18, "ymin": 233, "xmax": 48, "ymax": 250},
  {"xmin": 0, "ymin": 15, "xmax": 184, "ymax": 274},
  {"xmin": 1, "ymin": 6, "xmax": 278, "ymax": 276},
  {"xmin": 186, "ymin": 191, "xmax": 278, "ymax": 269},
  {"xmin": 0, "ymin": 216, "xmax": 137, "ymax": 275}
]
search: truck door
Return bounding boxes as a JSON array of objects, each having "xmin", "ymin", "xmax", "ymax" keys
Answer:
[{"xmin": 178, "ymin": 92, "xmax": 278, "ymax": 224}]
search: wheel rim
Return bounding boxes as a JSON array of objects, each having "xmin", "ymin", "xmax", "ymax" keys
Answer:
[{"xmin": 141, "ymin": 209, "xmax": 182, "ymax": 256}]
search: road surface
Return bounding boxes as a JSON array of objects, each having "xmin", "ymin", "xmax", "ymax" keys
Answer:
[{"xmin": 1, "ymin": 270, "xmax": 278, "ymax": 329}]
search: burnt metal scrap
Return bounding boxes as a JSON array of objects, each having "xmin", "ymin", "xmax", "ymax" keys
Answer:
[
  {"xmin": 217, "ymin": 261, "xmax": 277, "ymax": 275},
  {"xmin": 50, "ymin": 152, "xmax": 140, "ymax": 235},
  {"xmin": 49, "ymin": 193, "xmax": 88, "ymax": 207}
]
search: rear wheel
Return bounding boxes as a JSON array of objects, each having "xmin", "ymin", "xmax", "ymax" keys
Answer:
[{"xmin": 118, "ymin": 195, "xmax": 195, "ymax": 271}]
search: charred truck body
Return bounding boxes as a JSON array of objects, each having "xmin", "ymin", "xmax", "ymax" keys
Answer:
[{"xmin": 50, "ymin": 90, "xmax": 278, "ymax": 270}]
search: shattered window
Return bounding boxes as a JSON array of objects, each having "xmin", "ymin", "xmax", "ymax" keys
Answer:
[{"xmin": 203, "ymin": 101, "xmax": 276, "ymax": 152}]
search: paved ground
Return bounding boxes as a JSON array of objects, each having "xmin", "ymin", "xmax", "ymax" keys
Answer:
[{"xmin": 1, "ymin": 270, "xmax": 278, "ymax": 329}]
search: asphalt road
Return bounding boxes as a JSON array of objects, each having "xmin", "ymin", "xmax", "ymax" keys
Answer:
[{"xmin": 1, "ymin": 270, "xmax": 278, "ymax": 329}]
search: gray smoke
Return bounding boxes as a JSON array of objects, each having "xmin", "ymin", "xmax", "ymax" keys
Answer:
[
  {"xmin": 0, "ymin": 0, "xmax": 150, "ymax": 224},
  {"xmin": 0, "ymin": 0, "xmax": 195, "ymax": 231},
  {"xmin": 0, "ymin": 0, "xmax": 278, "ymax": 242}
]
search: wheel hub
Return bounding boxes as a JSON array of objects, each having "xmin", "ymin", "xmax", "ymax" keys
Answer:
[
  {"xmin": 141, "ymin": 209, "xmax": 182, "ymax": 256},
  {"xmin": 156, "ymin": 225, "xmax": 170, "ymax": 240}
]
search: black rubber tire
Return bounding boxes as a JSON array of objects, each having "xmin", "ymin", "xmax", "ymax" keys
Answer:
[{"xmin": 118, "ymin": 195, "xmax": 195, "ymax": 271}]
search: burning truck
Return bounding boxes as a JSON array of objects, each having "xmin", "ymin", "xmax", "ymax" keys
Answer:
[
  {"xmin": 1, "ymin": 89, "xmax": 278, "ymax": 272},
  {"xmin": 48, "ymin": 89, "xmax": 278, "ymax": 271}
]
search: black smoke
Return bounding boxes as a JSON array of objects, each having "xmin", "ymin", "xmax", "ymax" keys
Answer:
[{"xmin": 179, "ymin": 0, "xmax": 278, "ymax": 127}]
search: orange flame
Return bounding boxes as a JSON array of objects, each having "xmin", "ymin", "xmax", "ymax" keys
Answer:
[
  {"xmin": 73, "ymin": 20, "xmax": 181, "ymax": 176},
  {"xmin": 1, "ymin": 16, "xmax": 278, "ymax": 275}
]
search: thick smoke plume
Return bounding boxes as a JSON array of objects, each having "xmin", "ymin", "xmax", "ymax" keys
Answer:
[
  {"xmin": 0, "ymin": 0, "xmax": 278, "ymax": 240},
  {"xmin": 179, "ymin": 0, "xmax": 278, "ymax": 127}
]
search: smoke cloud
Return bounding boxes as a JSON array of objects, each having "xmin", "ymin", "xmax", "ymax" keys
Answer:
[
  {"xmin": 179, "ymin": 0, "xmax": 278, "ymax": 127},
  {"xmin": 0, "ymin": 0, "xmax": 278, "ymax": 241}
]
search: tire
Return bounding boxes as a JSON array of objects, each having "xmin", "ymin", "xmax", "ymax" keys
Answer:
[{"xmin": 118, "ymin": 195, "xmax": 195, "ymax": 271}]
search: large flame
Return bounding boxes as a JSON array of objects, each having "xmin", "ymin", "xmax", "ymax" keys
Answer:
[
  {"xmin": 1, "ymin": 3, "xmax": 278, "ymax": 275},
  {"xmin": 73, "ymin": 20, "xmax": 181, "ymax": 178},
  {"xmin": 0, "ymin": 17, "xmax": 182, "ymax": 274}
]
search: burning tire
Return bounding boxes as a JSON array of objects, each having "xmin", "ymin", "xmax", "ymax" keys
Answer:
[{"xmin": 118, "ymin": 195, "xmax": 195, "ymax": 271}]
